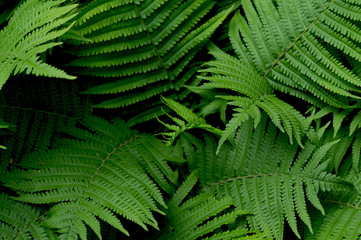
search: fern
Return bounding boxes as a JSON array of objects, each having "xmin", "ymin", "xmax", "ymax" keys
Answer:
[
  {"xmin": 0, "ymin": 193, "xmax": 57, "ymax": 240},
  {"xmin": 4, "ymin": 116, "xmax": 179, "ymax": 239},
  {"xmin": 2, "ymin": 0, "xmax": 361, "ymax": 239},
  {"xmin": 66, "ymin": 0, "xmax": 231, "ymax": 116},
  {"xmin": 195, "ymin": 43, "xmax": 308, "ymax": 152},
  {"xmin": 157, "ymin": 172, "xmax": 268, "ymax": 240},
  {"xmin": 0, "ymin": 77, "xmax": 88, "ymax": 171},
  {"xmin": 304, "ymin": 161, "xmax": 361, "ymax": 240},
  {"xmin": 191, "ymin": 117, "xmax": 354, "ymax": 239},
  {"xmin": 159, "ymin": 96, "xmax": 222, "ymax": 145},
  {"xmin": 307, "ymin": 107, "xmax": 361, "ymax": 171},
  {"xmin": 0, "ymin": 0, "xmax": 77, "ymax": 89},
  {"xmin": 229, "ymin": 0, "xmax": 361, "ymax": 109}
]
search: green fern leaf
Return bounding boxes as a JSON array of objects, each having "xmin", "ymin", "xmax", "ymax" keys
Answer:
[
  {"xmin": 352, "ymin": 132, "xmax": 361, "ymax": 171},
  {"xmin": 0, "ymin": 78, "xmax": 88, "ymax": 173},
  {"xmin": 305, "ymin": 166, "xmax": 361, "ymax": 240},
  {"xmin": 159, "ymin": 172, "xmax": 260, "ymax": 240},
  {"xmin": 196, "ymin": 43, "xmax": 307, "ymax": 151},
  {"xmin": 159, "ymin": 97, "xmax": 222, "ymax": 145},
  {"xmin": 350, "ymin": 110, "xmax": 361, "ymax": 135},
  {"xmin": 5, "ymin": 116, "xmax": 179, "ymax": 239},
  {"xmin": 66, "ymin": 0, "xmax": 231, "ymax": 120},
  {"xmin": 0, "ymin": 193, "xmax": 57, "ymax": 240},
  {"xmin": 230, "ymin": 0, "xmax": 361, "ymax": 111},
  {"xmin": 332, "ymin": 109, "xmax": 349, "ymax": 137},
  {"xmin": 193, "ymin": 117, "xmax": 354, "ymax": 239},
  {"xmin": 0, "ymin": 0, "xmax": 77, "ymax": 88}
]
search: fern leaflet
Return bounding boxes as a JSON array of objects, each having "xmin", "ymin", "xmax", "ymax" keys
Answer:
[{"xmin": 159, "ymin": 96, "xmax": 222, "ymax": 145}]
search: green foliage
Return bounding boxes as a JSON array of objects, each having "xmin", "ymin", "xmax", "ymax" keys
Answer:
[
  {"xmin": 4, "ymin": 116, "xmax": 178, "ymax": 239},
  {"xmin": 0, "ymin": 77, "xmax": 88, "ymax": 172},
  {"xmin": 304, "ymin": 162, "xmax": 361, "ymax": 240},
  {"xmin": 195, "ymin": 43, "xmax": 308, "ymax": 152},
  {"xmin": 230, "ymin": 0, "xmax": 361, "ymax": 109},
  {"xmin": 189, "ymin": 117, "xmax": 354, "ymax": 239},
  {"xmin": 0, "ymin": 0, "xmax": 77, "ymax": 89},
  {"xmin": 66, "ymin": 0, "xmax": 231, "ymax": 117},
  {"xmin": 2, "ymin": 0, "xmax": 361, "ymax": 239},
  {"xmin": 158, "ymin": 172, "xmax": 269, "ymax": 240},
  {"xmin": 159, "ymin": 96, "xmax": 222, "ymax": 145},
  {"xmin": 0, "ymin": 193, "xmax": 57, "ymax": 240}
]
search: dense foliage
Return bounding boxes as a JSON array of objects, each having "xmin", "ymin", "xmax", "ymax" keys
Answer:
[{"xmin": 1, "ymin": 0, "xmax": 361, "ymax": 239}]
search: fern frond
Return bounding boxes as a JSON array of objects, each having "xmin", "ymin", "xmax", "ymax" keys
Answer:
[
  {"xmin": 0, "ymin": 0, "xmax": 77, "ymax": 88},
  {"xmin": 159, "ymin": 172, "xmax": 261, "ymax": 240},
  {"xmin": 350, "ymin": 110, "xmax": 361, "ymax": 135},
  {"xmin": 196, "ymin": 44, "xmax": 307, "ymax": 152},
  {"xmin": 352, "ymin": 132, "xmax": 361, "ymax": 171},
  {"xmin": 66, "ymin": 0, "xmax": 231, "ymax": 113},
  {"xmin": 304, "ymin": 165, "xmax": 361, "ymax": 240},
  {"xmin": 159, "ymin": 96, "xmax": 222, "ymax": 145},
  {"xmin": 0, "ymin": 193, "xmax": 57, "ymax": 240},
  {"xmin": 230, "ymin": 0, "xmax": 361, "ymax": 110},
  {"xmin": 193, "ymin": 117, "xmax": 354, "ymax": 239},
  {"xmin": 0, "ymin": 77, "xmax": 88, "ymax": 174},
  {"xmin": 306, "ymin": 204, "xmax": 361, "ymax": 240},
  {"xmin": 307, "ymin": 107, "xmax": 361, "ymax": 171},
  {"xmin": 5, "ymin": 116, "xmax": 179, "ymax": 239}
]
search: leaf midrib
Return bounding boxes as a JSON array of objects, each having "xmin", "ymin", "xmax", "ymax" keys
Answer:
[{"xmin": 210, "ymin": 172, "xmax": 348, "ymax": 188}]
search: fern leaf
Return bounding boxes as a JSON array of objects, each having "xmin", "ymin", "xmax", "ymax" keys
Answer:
[
  {"xmin": 217, "ymin": 107, "xmax": 251, "ymax": 154},
  {"xmin": 168, "ymin": 171, "xmax": 198, "ymax": 209},
  {"xmin": 306, "ymin": 205, "xmax": 361, "ymax": 240},
  {"xmin": 332, "ymin": 109, "xmax": 349, "ymax": 137},
  {"xmin": 67, "ymin": 0, "xmax": 231, "ymax": 115},
  {"xmin": 193, "ymin": 117, "xmax": 354, "ymax": 239},
  {"xmin": 159, "ymin": 172, "xmax": 259, "ymax": 240},
  {"xmin": 320, "ymin": 128, "xmax": 353, "ymax": 171},
  {"xmin": 305, "ymin": 167, "xmax": 361, "ymax": 240},
  {"xmin": 5, "ymin": 116, "xmax": 179, "ymax": 239},
  {"xmin": 0, "ymin": 193, "xmax": 55, "ymax": 240},
  {"xmin": 160, "ymin": 97, "xmax": 222, "ymax": 145},
  {"xmin": 0, "ymin": 0, "xmax": 77, "ymax": 88},
  {"xmin": 196, "ymin": 44, "xmax": 307, "ymax": 151},
  {"xmin": 230, "ymin": 0, "xmax": 361, "ymax": 113},
  {"xmin": 0, "ymin": 77, "xmax": 88, "ymax": 172},
  {"xmin": 350, "ymin": 110, "xmax": 361, "ymax": 135},
  {"xmin": 352, "ymin": 132, "xmax": 361, "ymax": 171}
]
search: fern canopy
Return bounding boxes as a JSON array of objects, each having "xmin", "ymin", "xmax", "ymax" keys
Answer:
[
  {"xmin": 66, "ymin": 0, "xmax": 231, "ymax": 114},
  {"xmin": 5, "ymin": 116, "xmax": 179, "ymax": 239},
  {"xmin": 0, "ymin": 0, "xmax": 77, "ymax": 89},
  {"xmin": 191, "ymin": 117, "xmax": 354, "ymax": 239},
  {"xmin": 2, "ymin": 0, "xmax": 361, "ymax": 239}
]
